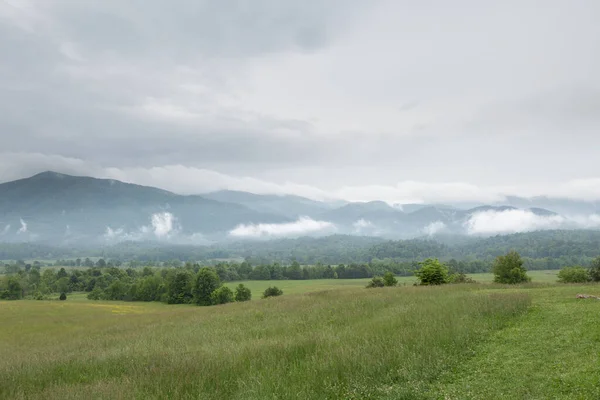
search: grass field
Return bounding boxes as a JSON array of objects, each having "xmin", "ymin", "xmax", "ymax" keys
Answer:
[
  {"xmin": 223, "ymin": 270, "xmax": 560, "ymax": 295},
  {"xmin": 1, "ymin": 270, "xmax": 598, "ymax": 399}
]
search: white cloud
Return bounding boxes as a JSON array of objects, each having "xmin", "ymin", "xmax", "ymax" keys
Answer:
[
  {"xmin": 104, "ymin": 212, "xmax": 177, "ymax": 241},
  {"xmin": 423, "ymin": 221, "xmax": 447, "ymax": 236},
  {"xmin": 104, "ymin": 226, "xmax": 125, "ymax": 240},
  {"xmin": 352, "ymin": 218, "xmax": 374, "ymax": 234},
  {"xmin": 353, "ymin": 218, "xmax": 372, "ymax": 229},
  {"xmin": 17, "ymin": 218, "xmax": 27, "ymax": 234},
  {"xmin": 464, "ymin": 209, "xmax": 600, "ymax": 235},
  {"xmin": 151, "ymin": 212, "xmax": 175, "ymax": 238},
  {"xmin": 229, "ymin": 217, "xmax": 335, "ymax": 238}
]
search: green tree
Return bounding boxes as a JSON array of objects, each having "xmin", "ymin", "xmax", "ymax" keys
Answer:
[
  {"xmin": 136, "ymin": 275, "xmax": 164, "ymax": 301},
  {"xmin": 287, "ymin": 261, "xmax": 302, "ymax": 280},
  {"xmin": 383, "ymin": 271, "xmax": 398, "ymax": 287},
  {"xmin": 211, "ymin": 286, "xmax": 234, "ymax": 305},
  {"xmin": 193, "ymin": 268, "xmax": 221, "ymax": 306},
  {"xmin": 167, "ymin": 271, "xmax": 193, "ymax": 304},
  {"xmin": 366, "ymin": 276, "xmax": 385, "ymax": 288},
  {"xmin": 558, "ymin": 266, "xmax": 591, "ymax": 283},
  {"xmin": 234, "ymin": 284, "xmax": 252, "ymax": 302},
  {"xmin": 589, "ymin": 257, "xmax": 600, "ymax": 282},
  {"xmin": 262, "ymin": 286, "xmax": 283, "ymax": 298},
  {"xmin": 492, "ymin": 251, "xmax": 530, "ymax": 284},
  {"xmin": 415, "ymin": 258, "xmax": 449, "ymax": 285},
  {"xmin": 0, "ymin": 276, "xmax": 23, "ymax": 300},
  {"xmin": 57, "ymin": 267, "xmax": 68, "ymax": 279}
]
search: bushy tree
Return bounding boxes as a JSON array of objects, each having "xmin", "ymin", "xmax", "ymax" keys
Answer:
[
  {"xmin": 448, "ymin": 272, "xmax": 476, "ymax": 284},
  {"xmin": 492, "ymin": 251, "xmax": 530, "ymax": 284},
  {"xmin": 87, "ymin": 288, "xmax": 103, "ymax": 300},
  {"xmin": 415, "ymin": 258, "xmax": 449, "ymax": 285},
  {"xmin": 366, "ymin": 276, "xmax": 385, "ymax": 288},
  {"xmin": 167, "ymin": 270, "xmax": 194, "ymax": 304},
  {"xmin": 211, "ymin": 286, "xmax": 234, "ymax": 305},
  {"xmin": 589, "ymin": 257, "xmax": 600, "ymax": 282},
  {"xmin": 234, "ymin": 284, "xmax": 252, "ymax": 302},
  {"xmin": 59, "ymin": 292, "xmax": 67, "ymax": 301},
  {"xmin": 0, "ymin": 276, "xmax": 23, "ymax": 300},
  {"xmin": 262, "ymin": 286, "xmax": 283, "ymax": 298},
  {"xmin": 193, "ymin": 268, "xmax": 221, "ymax": 306},
  {"xmin": 383, "ymin": 271, "xmax": 398, "ymax": 287},
  {"xmin": 558, "ymin": 266, "xmax": 591, "ymax": 283}
]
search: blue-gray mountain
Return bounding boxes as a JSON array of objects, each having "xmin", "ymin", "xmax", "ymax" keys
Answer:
[{"xmin": 0, "ymin": 171, "xmax": 597, "ymax": 245}]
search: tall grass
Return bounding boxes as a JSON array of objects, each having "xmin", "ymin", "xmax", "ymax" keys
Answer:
[{"xmin": 0, "ymin": 285, "xmax": 530, "ymax": 399}]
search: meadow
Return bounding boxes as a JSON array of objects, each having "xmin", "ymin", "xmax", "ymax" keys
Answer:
[{"xmin": 1, "ymin": 271, "xmax": 598, "ymax": 399}]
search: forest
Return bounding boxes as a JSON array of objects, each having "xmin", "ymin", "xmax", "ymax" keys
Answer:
[{"xmin": 2, "ymin": 230, "xmax": 600, "ymax": 271}]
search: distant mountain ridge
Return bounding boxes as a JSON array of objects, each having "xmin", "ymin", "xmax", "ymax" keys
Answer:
[
  {"xmin": 0, "ymin": 171, "xmax": 595, "ymax": 245},
  {"xmin": 0, "ymin": 172, "xmax": 288, "ymax": 243}
]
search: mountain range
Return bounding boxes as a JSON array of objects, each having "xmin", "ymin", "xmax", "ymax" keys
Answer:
[{"xmin": 1, "ymin": 171, "xmax": 599, "ymax": 245}]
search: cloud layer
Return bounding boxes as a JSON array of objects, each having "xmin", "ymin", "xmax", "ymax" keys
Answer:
[
  {"xmin": 1, "ymin": 1, "xmax": 600, "ymax": 204},
  {"xmin": 229, "ymin": 217, "xmax": 335, "ymax": 238},
  {"xmin": 464, "ymin": 209, "xmax": 600, "ymax": 235}
]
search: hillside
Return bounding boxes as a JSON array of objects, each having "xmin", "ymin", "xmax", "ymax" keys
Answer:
[
  {"xmin": 0, "ymin": 172, "xmax": 287, "ymax": 243},
  {"xmin": 0, "ymin": 172, "xmax": 598, "ymax": 245}
]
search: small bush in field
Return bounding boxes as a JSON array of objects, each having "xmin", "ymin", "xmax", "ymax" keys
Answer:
[
  {"xmin": 449, "ymin": 272, "xmax": 476, "ymax": 284},
  {"xmin": 415, "ymin": 258, "xmax": 449, "ymax": 285},
  {"xmin": 210, "ymin": 286, "xmax": 234, "ymax": 305},
  {"xmin": 383, "ymin": 272, "xmax": 398, "ymax": 287},
  {"xmin": 558, "ymin": 266, "xmax": 591, "ymax": 283},
  {"xmin": 87, "ymin": 288, "xmax": 103, "ymax": 300},
  {"xmin": 234, "ymin": 284, "xmax": 252, "ymax": 302},
  {"xmin": 366, "ymin": 276, "xmax": 385, "ymax": 288},
  {"xmin": 262, "ymin": 286, "xmax": 283, "ymax": 298},
  {"xmin": 59, "ymin": 292, "xmax": 67, "ymax": 301},
  {"xmin": 492, "ymin": 251, "xmax": 530, "ymax": 284}
]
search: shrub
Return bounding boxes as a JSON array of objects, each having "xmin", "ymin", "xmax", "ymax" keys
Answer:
[
  {"xmin": 492, "ymin": 251, "xmax": 530, "ymax": 284},
  {"xmin": 87, "ymin": 288, "xmax": 103, "ymax": 300},
  {"xmin": 210, "ymin": 286, "xmax": 234, "ymax": 305},
  {"xmin": 59, "ymin": 292, "xmax": 67, "ymax": 301},
  {"xmin": 0, "ymin": 276, "xmax": 23, "ymax": 300},
  {"xmin": 415, "ymin": 258, "xmax": 449, "ymax": 285},
  {"xmin": 383, "ymin": 271, "xmax": 398, "ymax": 287},
  {"xmin": 558, "ymin": 266, "xmax": 591, "ymax": 283},
  {"xmin": 449, "ymin": 272, "xmax": 476, "ymax": 284},
  {"xmin": 366, "ymin": 276, "xmax": 385, "ymax": 288},
  {"xmin": 234, "ymin": 284, "xmax": 252, "ymax": 302},
  {"xmin": 193, "ymin": 268, "xmax": 220, "ymax": 306},
  {"xmin": 262, "ymin": 286, "xmax": 283, "ymax": 298},
  {"xmin": 589, "ymin": 257, "xmax": 600, "ymax": 282}
]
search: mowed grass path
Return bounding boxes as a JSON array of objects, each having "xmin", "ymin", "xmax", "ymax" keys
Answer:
[
  {"xmin": 0, "ymin": 285, "xmax": 530, "ymax": 400},
  {"xmin": 431, "ymin": 284, "xmax": 600, "ymax": 399}
]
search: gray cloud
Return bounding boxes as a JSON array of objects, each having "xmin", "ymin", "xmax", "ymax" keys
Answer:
[{"xmin": 1, "ymin": 0, "xmax": 600, "ymax": 201}]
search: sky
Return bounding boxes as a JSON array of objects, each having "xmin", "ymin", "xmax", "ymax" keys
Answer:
[{"xmin": 1, "ymin": 0, "xmax": 600, "ymax": 205}]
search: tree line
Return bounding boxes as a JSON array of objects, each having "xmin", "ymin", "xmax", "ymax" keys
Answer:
[{"xmin": 3, "ymin": 230, "xmax": 600, "ymax": 269}]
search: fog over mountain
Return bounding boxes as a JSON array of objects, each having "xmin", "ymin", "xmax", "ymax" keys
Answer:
[
  {"xmin": 2, "ymin": 172, "xmax": 600, "ymax": 245},
  {"xmin": 2, "ymin": 1, "xmax": 600, "ymax": 245}
]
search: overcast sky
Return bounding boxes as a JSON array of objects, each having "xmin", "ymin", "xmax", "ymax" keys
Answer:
[{"xmin": 1, "ymin": 0, "xmax": 599, "ymax": 204}]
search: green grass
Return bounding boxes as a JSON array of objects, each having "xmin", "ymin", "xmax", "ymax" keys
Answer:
[
  {"xmin": 1, "ymin": 285, "xmax": 531, "ymax": 399},
  {"xmin": 224, "ymin": 270, "xmax": 560, "ymax": 296},
  {"xmin": 431, "ymin": 284, "xmax": 600, "ymax": 399},
  {"xmin": 1, "ymin": 271, "xmax": 597, "ymax": 399}
]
